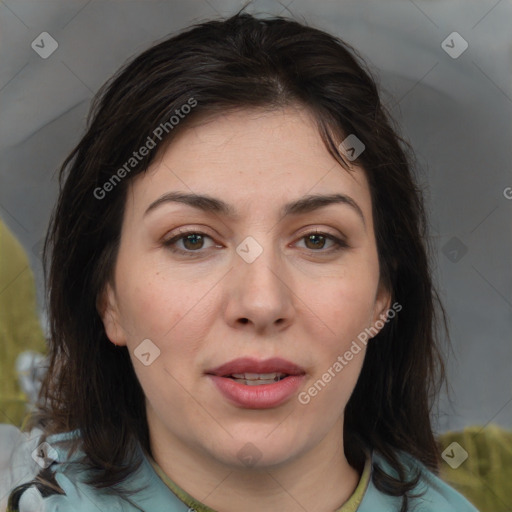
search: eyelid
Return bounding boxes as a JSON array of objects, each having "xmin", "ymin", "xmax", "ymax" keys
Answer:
[
  {"xmin": 294, "ymin": 230, "xmax": 349, "ymax": 252},
  {"xmin": 162, "ymin": 227, "xmax": 349, "ymax": 256},
  {"xmin": 161, "ymin": 228, "xmax": 218, "ymax": 247},
  {"xmin": 162, "ymin": 225, "xmax": 216, "ymax": 242},
  {"xmin": 295, "ymin": 227, "xmax": 346, "ymax": 242},
  {"xmin": 163, "ymin": 225, "xmax": 346, "ymax": 242}
]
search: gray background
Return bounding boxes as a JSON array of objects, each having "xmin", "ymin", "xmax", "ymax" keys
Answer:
[{"xmin": 1, "ymin": 0, "xmax": 511, "ymax": 433}]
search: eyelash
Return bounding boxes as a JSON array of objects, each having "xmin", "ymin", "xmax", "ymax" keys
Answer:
[{"xmin": 162, "ymin": 229, "xmax": 349, "ymax": 256}]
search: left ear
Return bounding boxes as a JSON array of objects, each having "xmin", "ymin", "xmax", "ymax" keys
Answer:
[
  {"xmin": 371, "ymin": 279, "xmax": 392, "ymax": 332},
  {"xmin": 96, "ymin": 281, "xmax": 128, "ymax": 347}
]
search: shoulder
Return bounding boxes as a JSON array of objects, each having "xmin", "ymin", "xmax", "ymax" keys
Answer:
[
  {"xmin": 1, "ymin": 425, "xmax": 191, "ymax": 512},
  {"xmin": 358, "ymin": 449, "xmax": 480, "ymax": 512},
  {"xmin": 0, "ymin": 424, "xmax": 45, "ymax": 512},
  {"xmin": 1, "ymin": 425, "xmax": 128, "ymax": 512}
]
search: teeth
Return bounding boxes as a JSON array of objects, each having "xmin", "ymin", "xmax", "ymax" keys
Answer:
[
  {"xmin": 233, "ymin": 373, "xmax": 260, "ymax": 379},
  {"xmin": 243, "ymin": 379, "xmax": 276, "ymax": 386},
  {"xmin": 230, "ymin": 372, "xmax": 287, "ymax": 380},
  {"xmin": 228, "ymin": 372, "xmax": 288, "ymax": 385},
  {"xmin": 260, "ymin": 373, "xmax": 284, "ymax": 380}
]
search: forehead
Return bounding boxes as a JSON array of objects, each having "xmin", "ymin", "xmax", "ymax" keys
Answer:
[{"xmin": 128, "ymin": 106, "xmax": 372, "ymax": 221}]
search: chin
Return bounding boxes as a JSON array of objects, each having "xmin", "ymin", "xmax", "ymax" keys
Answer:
[{"xmin": 212, "ymin": 436, "xmax": 302, "ymax": 470}]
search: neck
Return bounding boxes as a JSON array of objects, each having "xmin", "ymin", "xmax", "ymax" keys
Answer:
[{"xmin": 148, "ymin": 417, "xmax": 361, "ymax": 512}]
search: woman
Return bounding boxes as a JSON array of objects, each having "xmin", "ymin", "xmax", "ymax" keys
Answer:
[{"xmin": 2, "ymin": 9, "xmax": 479, "ymax": 512}]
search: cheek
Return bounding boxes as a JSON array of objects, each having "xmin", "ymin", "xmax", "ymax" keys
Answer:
[
  {"xmin": 299, "ymin": 343, "xmax": 367, "ymax": 423},
  {"xmin": 318, "ymin": 271, "xmax": 378, "ymax": 346},
  {"xmin": 117, "ymin": 277, "xmax": 182, "ymax": 340},
  {"xmin": 115, "ymin": 261, "xmax": 180, "ymax": 331},
  {"xmin": 115, "ymin": 265, "xmax": 220, "ymax": 365},
  {"xmin": 118, "ymin": 273, "xmax": 211, "ymax": 412}
]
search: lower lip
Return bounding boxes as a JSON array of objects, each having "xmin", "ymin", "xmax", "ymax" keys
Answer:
[{"xmin": 207, "ymin": 375, "xmax": 305, "ymax": 409}]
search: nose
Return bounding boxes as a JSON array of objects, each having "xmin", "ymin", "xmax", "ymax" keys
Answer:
[{"xmin": 224, "ymin": 239, "xmax": 295, "ymax": 335}]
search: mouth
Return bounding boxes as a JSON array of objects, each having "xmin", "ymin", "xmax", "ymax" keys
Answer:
[
  {"xmin": 205, "ymin": 357, "xmax": 306, "ymax": 409},
  {"xmin": 205, "ymin": 357, "xmax": 306, "ymax": 380}
]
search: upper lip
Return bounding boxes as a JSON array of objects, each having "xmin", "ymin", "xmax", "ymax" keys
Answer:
[{"xmin": 206, "ymin": 357, "xmax": 306, "ymax": 377}]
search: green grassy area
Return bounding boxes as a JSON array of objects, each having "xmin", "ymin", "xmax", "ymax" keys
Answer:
[{"xmin": 0, "ymin": 220, "xmax": 47, "ymax": 427}]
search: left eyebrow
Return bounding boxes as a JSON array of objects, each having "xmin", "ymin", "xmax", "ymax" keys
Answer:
[
  {"xmin": 282, "ymin": 193, "xmax": 365, "ymax": 228},
  {"xmin": 144, "ymin": 191, "xmax": 366, "ymax": 227}
]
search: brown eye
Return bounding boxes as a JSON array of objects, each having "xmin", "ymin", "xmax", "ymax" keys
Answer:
[
  {"xmin": 304, "ymin": 233, "xmax": 328, "ymax": 250},
  {"xmin": 297, "ymin": 232, "xmax": 348, "ymax": 252},
  {"xmin": 163, "ymin": 231, "xmax": 217, "ymax": 255},
  {"xmin": 181, "ymin": 233, "xmax": 205, "ymax": 250}
]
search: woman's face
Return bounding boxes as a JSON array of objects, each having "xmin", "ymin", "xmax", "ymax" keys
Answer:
[{"xmin": 100, "ymin": 106, "xmax": 390, "ymax": 471}]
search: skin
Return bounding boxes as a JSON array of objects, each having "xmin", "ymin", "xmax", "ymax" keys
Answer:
[{"xmin": 99, "ymin": 105, "xmax": 391, "ymax": 512}]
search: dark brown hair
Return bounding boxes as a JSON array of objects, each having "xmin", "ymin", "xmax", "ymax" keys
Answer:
[{"xmin": 22, "ymin": 8, "xmax": 448, "ymax": 512}]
